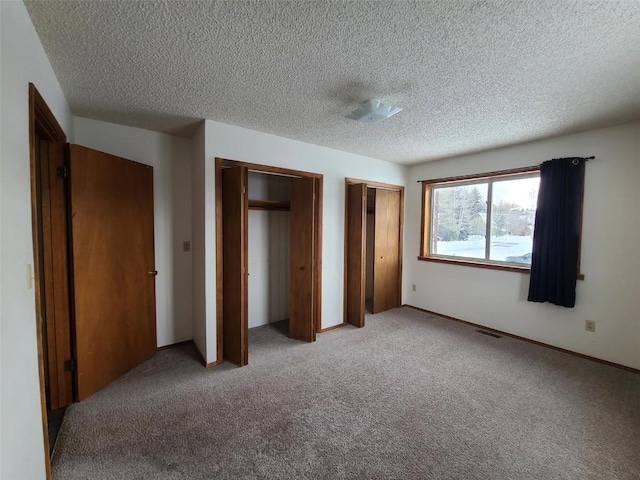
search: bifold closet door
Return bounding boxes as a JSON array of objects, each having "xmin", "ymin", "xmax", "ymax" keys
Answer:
[
  {"xmin": 289, "ymin": 177, "xmax": 316, "ymax": 342},
  {"xmin": 345, "ymin": 183, "xmax": 367, "ymax": 327},
  {"xmin": 372, "ymin": 189, "xmax": 401, "ymax": 314},
  {"xmin": 222, "ymin": 166, "xmax": 249, "ymax": 366},
  {"xmin": 70, "ymin": 145, "xmax": 157, "ymax": 401}
]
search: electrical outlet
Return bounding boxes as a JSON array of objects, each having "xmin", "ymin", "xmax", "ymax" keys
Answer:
[
  {"xmin": 412, "ymin": 283, "xmax": 416, "ymax": 291},
  {"xmin": 585, "ymin": 320, "xmax": 595, "ymax": 332},
  {"xmin": 183, "ymin": 241, "xmax": 191, "ymax": 252}
]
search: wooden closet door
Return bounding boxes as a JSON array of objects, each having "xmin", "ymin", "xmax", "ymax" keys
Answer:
[
  {"xmin": 372, "ymin": 189, "xmax": 401, "ymax": 314},
  {"xmin": 222, "ymin": 166, "xmax": 249, "ymax": 366},
  {"xmin": 345, "ymin": 183, "xmax": 367, "ymax": 327},
  {"xmin": 289, "ymin": 177, "xmax": 316, "ymax": 342},
  {"xmin": 70, "ymin": 145, "xmax": 156, "ymax": 400}
]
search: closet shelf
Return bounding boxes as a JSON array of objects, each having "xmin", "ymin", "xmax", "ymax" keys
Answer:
[{"xmin": 248, "ymin": 199, "xmax": 291, "ymax": 211}]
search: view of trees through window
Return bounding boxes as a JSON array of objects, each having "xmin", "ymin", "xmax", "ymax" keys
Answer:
[{"xmin": 430, "ymin": 174, "xmax": 540, "ymax": 264}]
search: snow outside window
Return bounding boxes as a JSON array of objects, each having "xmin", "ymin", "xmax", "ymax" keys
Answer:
[{"xmin": 425, "ymin": 172, "xmax": 540, "ymax": 267}]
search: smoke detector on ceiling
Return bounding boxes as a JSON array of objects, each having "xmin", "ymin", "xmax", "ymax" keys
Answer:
[{"xmin": 346, "ymin": 99, "xmax": 403, "ymax": 124}]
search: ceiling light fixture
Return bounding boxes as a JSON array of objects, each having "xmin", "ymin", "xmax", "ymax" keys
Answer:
[{"xmin": 346, "ymin": 99, "xmax": 403, "ymax": 124}]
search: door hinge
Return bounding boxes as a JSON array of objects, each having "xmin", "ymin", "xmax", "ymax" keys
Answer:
[
  {"xmin": 56, "ymin": 165, "xmax": 68, "ymax": 180},
  {"xmin": 64, "ymin": 358, "xmax": 75, "ymax": 372}
]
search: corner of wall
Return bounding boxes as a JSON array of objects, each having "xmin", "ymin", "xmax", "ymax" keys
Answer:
[
  {"xmin": 203, "ymin": 125, "xmax": 218, "ymax": 364},
  {"xmin": 190, "ymin": 122, "xmax": 208, "ymax": 361}
]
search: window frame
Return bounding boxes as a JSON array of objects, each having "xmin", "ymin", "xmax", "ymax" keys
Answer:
[{"xmin": 419, "ymin": 166, "xmax": 541, "ymax": 274}]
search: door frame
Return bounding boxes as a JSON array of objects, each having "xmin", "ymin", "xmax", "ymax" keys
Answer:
[
  {"xmin": 29, "ymin": 83, "xmax": 70, "ymax": 479},
  {"xmin": 215, "ymin": 158, "xmax": 323, "ymax": 365},
  {"xmin": 343, "ymin": 178, "xmax": 404, "ymax": 324}
]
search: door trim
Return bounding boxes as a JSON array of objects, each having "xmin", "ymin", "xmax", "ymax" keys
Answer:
[
  {"xmin": 29, "ymin": 83, "xmax": 68, "ymax": 480},
  {"xmin": 215, "ymin": 158, "xmax": 323, "ymax": 365},
  {"xmin": 343, "ymin": 178, "xmax": 404, "ymax": 324}
]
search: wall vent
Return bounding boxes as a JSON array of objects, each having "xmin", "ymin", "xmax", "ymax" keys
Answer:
[{"xmin": 477, "ymin": 329, "xmax": 502, "ymax": 339}]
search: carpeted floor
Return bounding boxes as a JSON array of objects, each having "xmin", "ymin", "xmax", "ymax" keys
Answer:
[{"xmin": 52, "ymin": 307, "xmax": 640, "ymax": 479}]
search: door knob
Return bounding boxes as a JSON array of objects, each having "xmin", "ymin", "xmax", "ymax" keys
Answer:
[{"xmin": 148, "ymin": 270, "xmax": 158, "ymax": 276}]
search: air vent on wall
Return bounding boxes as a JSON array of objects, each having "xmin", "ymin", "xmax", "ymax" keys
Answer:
[{"xmin": 477, "ymin": 330, "xmax": 502, "ymax": 339}]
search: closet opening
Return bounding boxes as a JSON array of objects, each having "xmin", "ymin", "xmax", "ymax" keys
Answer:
[
  {"xmin": 215, "ymin": 158, "xmax": 323, "ymax": 367},
  {"xmin": 365, "ymin": 188, "xmax": 375, "ymax": 314},
  {"xmin": 247, "ymin": 172, "xmax": 292, "ymax": 345},
  {"xmin": 344, "ymin": 178, "xmax": 404, "ymax": 328}
]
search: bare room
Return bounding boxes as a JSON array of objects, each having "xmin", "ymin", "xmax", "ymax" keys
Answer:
[{"xmin": 1, "ymin": 1, "xmax": 638, "ymax": 479}]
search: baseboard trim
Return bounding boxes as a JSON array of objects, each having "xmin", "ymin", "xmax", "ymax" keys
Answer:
[
  {"xmin": 403, "ymin": 304, "xmax": 639, "ymax": 374},
  {"xmin": 157, "ymin": 340, "xmax": 192, "ymax": 351},
  {"xmin": 191, "ymin": 341, "xmax": 220, "ymax": 368},
  {"xmin": 320, "ymin": 322, "xmax": 346, "ymax": 333}
]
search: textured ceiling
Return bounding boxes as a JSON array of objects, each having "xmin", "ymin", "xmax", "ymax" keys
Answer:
[{"xmin": 25, "ymin": 1, "xmax": 640, "ymax": 164}]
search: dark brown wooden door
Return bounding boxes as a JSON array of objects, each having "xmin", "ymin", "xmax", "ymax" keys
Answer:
[
  {"xmin": 69, "ymin": 144, "xmax": 156, "ymax": 400},
  {"xmin": 222, "ymin": 166, "xmax": 248, "ymax": 366},
  {"xmin": 345, "ymin": 183, "xmax": 367, "ymax": 327},
  {"xmin": 372, "ymin": 189, "xmax": 401, "ymax": 314},
  {"xmin": 290, "ymin": 177, "xmax": 316, "ymax": 342},
  {"xmin": 37, "ymin": 138, "xmax": 73, "ymax": 409}
]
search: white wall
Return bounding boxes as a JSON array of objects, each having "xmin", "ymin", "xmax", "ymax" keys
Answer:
[
  {"xmin": 202, "ymin": 122, "xmax": 218, "ymax": 363},
  {"xmin": 197, "ymin": 120, "xmax": 409, "ymax": 363},
  {"xmin": 248, "ymin": 210, "xmax": 291, "ymax": 328},
  {"xmin": 0, "ymin": 2, "xmax": 73, "ymax": 479},
  {"xmin": 191, "ymin": 122, "xmax": 207, "ymax": 360},
  {"xmin": 405, "ymin": 122, "xmax": 640, "ymax": 369},
  {"xmin": 73, "ymin": 117, "xmax": 193, "ymax": 347}
]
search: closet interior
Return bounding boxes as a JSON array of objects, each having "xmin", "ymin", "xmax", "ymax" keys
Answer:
[
  {"xmin": 365, "ymin": 188, "xmax": 375, "ymax": 313},
  {"xmin": 247, "ymin": 172, "xmax": 291, "ymax": 332}
]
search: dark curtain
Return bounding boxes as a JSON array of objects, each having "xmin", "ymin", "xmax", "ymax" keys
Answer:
[{"xmin": 527, "ymin": 157, "xmax": 585, "ymax": 307}]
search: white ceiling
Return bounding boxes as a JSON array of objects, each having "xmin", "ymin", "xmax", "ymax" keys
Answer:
[{"xmin": 25, "ymin": 1, "xmax": 640, "ymax": 165}]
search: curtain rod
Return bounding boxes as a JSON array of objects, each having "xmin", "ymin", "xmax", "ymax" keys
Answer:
[{"xmin": 417, "ymin": 156, "xmax": 595, "ymax": 184}]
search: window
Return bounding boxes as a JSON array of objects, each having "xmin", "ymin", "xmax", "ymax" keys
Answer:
[{"xmin": 420, "ymin": 168, "xmax": 540, "ymax": 270}]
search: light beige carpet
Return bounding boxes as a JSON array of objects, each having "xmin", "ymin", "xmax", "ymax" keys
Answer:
[{"xmin": 52, "ymin": 307, "xmax": 640, "ymax": 479}]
